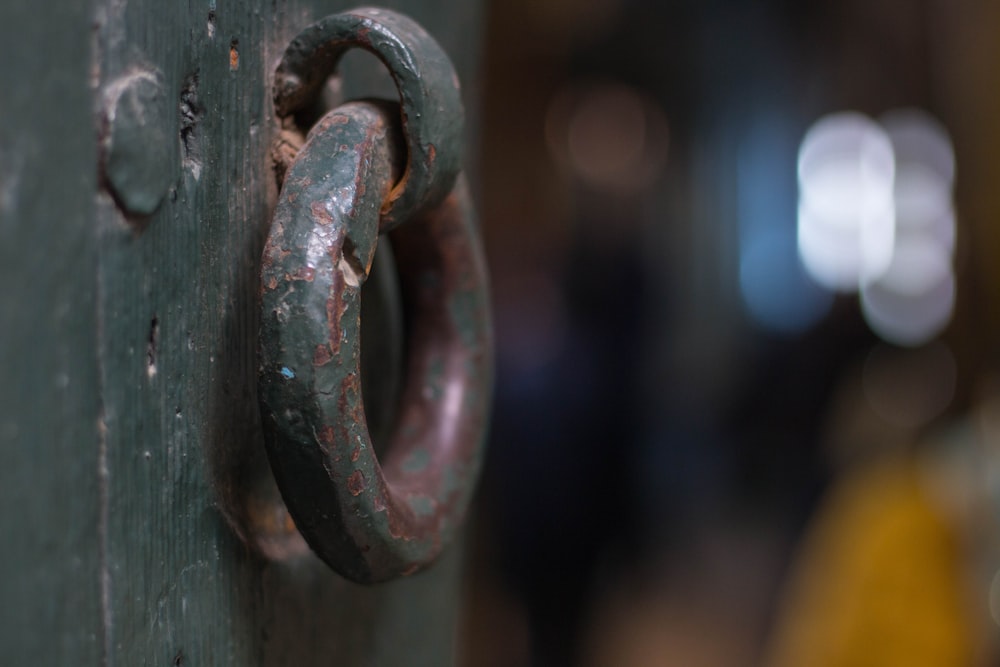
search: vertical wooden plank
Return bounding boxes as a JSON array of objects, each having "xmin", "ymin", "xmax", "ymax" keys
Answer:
[
  {"xmin": 0, "ymin": 0, "xmax": 102, "ymax": 664},
  {"xmin": 930, "ymin": 0, "xmax": 1000, "ymax": 364}
]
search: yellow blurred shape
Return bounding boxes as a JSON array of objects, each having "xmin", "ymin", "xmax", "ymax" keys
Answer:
[{"xmin": 764, "ymin": 458, "xmax": 973, "ymax": 667}]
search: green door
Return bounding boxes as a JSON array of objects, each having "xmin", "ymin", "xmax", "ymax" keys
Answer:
[{"xmin": 0, "ymin": 1, "xmax": 485, "ymax": 664}]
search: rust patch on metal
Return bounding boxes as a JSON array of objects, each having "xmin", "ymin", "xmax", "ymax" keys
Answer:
[
  {"xmin": 290, "ymin": 266, "xmax": 315, "ymax": 282},
  {"xmin": 325, "ymin": 292, "xmax": 344, "ymax": 355},
  {"xmin": 260, "ymin": 239, "xmax": 281, "ymax": 273},
  {"xmin": 338, "ymin": 373, "xmax": 365, "ymax": 427},
  {"xmin": 313, "ymin": 343, "xmax": 333, "ymax": 366},
  {"xmin": 317, "ymin": 424, "xmax": 336, "ymax": 446},
  {"xmin": 310, "ymin": 200, "xmax": 334, "ymax": 225},
  {"xmin": 262, "ymin": 246, "xmax": 291, "ymax": 277},
  {"xmin": 314, "ymin": 113, "xmax": 351, "ymax": 134},
  {"xmin": 347, "ymin": 470, "xmax": 366, "ymax": 496}
]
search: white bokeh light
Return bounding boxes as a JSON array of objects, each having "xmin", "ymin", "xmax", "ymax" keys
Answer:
[
  {"xmin": 797, "ymin": 113, "xmax": 896, "ymax": 291},
  {"xmin": 796, "ymin": 109, "xmax": 957, "ymax": 346},
  {"xmin": 860, "ymin": 236, "xmax": 956, "ymax": 346},
  {"xmin": 884, "ymin": 110, "xmax": 955, "ymax": 248},
  {"xmin": 864, "ymin": 110, "xmax": 957, "ymax": 346}
]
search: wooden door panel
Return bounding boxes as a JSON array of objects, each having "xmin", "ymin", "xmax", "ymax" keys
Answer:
[
  {"xmin": 0, "ymin": 0, "xmax": 103, "ymax": 663},
  {"xmin": 2, "ymin": 0, "xmax": 483, "ymax": 664}
]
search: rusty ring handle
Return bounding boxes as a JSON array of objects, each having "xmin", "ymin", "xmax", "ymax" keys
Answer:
[
  {"xmin": 259, "ymin": 11, "xmax": 491, "ymax": 584},
  {"xmin": 274, "ymin": 7, "xmax": 464, "ymax": 232}
]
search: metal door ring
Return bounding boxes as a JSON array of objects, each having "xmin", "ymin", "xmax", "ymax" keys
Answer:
[{"xmin": 259, "ymin": 9, "xmax": 491, "ymax": 584}]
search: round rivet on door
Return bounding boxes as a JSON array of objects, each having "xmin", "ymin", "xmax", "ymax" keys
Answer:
[{"xmin": 101, "ymin": 70, "xmax": 176, "ymax": 217}]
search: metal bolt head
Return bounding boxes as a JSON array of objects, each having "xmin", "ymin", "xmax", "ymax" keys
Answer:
[{"xmin": 102, "ymin": 71, "xmax": 176, "ymax": 217}]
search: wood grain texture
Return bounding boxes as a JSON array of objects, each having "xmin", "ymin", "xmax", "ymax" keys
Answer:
[
  {"xmin": 0, "ymin": 0, "xmax": 103, "ymax": 663},
  {"xmin": 1, "ymin": 0, "xmax": 483, "ymax": 664}
]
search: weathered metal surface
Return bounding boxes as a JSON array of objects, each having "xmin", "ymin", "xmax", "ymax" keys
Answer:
[
  {"xmin": 259, "ymin": 95, "xmax": 491, "ymax": 582},
  {"xmin": 100, "ymin": 69, "xmax": 177, "ymax": 217},
  {"xmin": 274, "ymin": 7, "xmax": 465, "ymax": 231}
]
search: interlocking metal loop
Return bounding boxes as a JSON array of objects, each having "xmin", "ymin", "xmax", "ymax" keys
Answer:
[
  {"xmin": 259, "ymin": 9, "xmax": 491, "ymax": 584},
  {"xmin": 274, "ymin": 6, "xmax": 464, "ymax": 231}
]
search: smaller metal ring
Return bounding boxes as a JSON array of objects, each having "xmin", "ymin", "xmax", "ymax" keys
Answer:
[{"xmin": 274, "ymin": 7, "xmax": 464, "ymax": 232}]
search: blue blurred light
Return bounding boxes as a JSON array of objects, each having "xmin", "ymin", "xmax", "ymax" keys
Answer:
[
  {"xmin": 740, "ymin": 231, "xmax": 833, "ymax": 334},
  {"xmin": 738, "ymin": 115, "xmax": 832, "ymax": 334}
]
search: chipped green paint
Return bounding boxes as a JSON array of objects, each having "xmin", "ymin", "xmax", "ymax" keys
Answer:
[{"xmin": 259, "ymin": 9, "xmax": 491, "ymax": 585}]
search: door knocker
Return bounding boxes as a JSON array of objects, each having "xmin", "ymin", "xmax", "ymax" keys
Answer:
[{"xmin": 258, "ymin": 7, "xmax": 492, "ymax": 584}]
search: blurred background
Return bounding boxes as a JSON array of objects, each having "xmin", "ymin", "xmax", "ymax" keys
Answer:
[{"xmin": 458, "ymin": 0, "xmax": 1000, "ymax": 665}]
